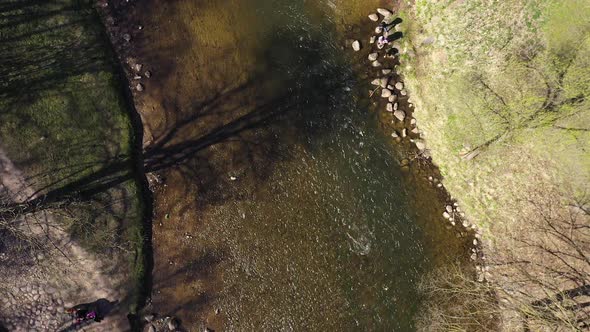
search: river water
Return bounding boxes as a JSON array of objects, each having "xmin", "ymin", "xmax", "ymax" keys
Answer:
[{"xmin": 126, "ymin": 0, "xmax": 471, "ymax": 330}]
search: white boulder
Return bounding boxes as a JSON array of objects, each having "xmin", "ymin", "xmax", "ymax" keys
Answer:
[
  {"xmin": 352, "ymin": 40, "xmax": 361, "ymax": 51},
  {"xmin": 377, "ymin": 8, "xmax": 393, "ymax": 17}
]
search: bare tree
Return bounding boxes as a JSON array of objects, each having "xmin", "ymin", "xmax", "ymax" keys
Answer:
[
  {"xmin": 416, "ymin": 263, "xmax": 500, "ymax": 332},
  {"xmin": 492, "ymin": 190, "xmax": 590, "ymax": 331},
  {"xmin": 416, "ymin": 190, "xmax": 589, "ymax": 331}
]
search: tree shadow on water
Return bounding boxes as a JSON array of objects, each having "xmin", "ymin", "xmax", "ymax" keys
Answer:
[
  {"xmin": 4, "ymin": 21, "xmax": 352, "ymax": 207},
  {"xmin": 1, "ymin": 7, "xmax": 359, "ymax": 329}
]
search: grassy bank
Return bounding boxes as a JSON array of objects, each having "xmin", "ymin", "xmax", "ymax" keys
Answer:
[
  {"xmin": 0, "ymin": 0, "xmax": 147, "ymax": 315},
  {"xmin": 398, "ymin": 0, "xmax": 590, "ymax": 330}
]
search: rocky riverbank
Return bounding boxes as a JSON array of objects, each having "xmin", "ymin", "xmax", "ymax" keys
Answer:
[{"xmin": 348, "ymin": 5, "xmax": 486, "ymax": 279}]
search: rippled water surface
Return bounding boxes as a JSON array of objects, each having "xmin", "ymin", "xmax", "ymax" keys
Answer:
[
  {"xmin": 210, "ymin": 112, "xmax": 431, "ymax": 331},
  {"xmin": 133, "ymin": 0, "xmax": 469, "ymax": 330}
]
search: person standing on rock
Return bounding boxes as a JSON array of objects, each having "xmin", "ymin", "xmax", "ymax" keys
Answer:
[{"xmin": 377, "ymin": 35, "xmax": 388, "ymax": 49}]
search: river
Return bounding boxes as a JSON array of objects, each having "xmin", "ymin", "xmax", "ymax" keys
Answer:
[{"xmin": 121, "ymin": 0, "xmax": 472, "ymax": 330}]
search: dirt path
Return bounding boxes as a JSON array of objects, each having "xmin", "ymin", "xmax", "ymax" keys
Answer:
[{"xmin": 0, "ymin": 147, "xmax": 129, "ymax": 331}]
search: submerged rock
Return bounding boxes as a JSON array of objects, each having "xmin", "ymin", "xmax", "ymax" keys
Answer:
[
  {"xmin": 388, "ymin": 95, "xmax": 397, "ymax": 102},
  {"xmin": 371, "ymin": 60, "xmax": 382, "ymax": 67},
  {"xmin": 368, "ymin": 52, "xmax": 378, "ymax": 61},
  {"xmin": 379, "ymin": 77, "xmax": 389, "ymax": 88},
  {"xmin": 371, "ymin": 79, "xmax": 380, "ymax": 86},
  {"xmin": 382, "ymin": 69, "xmax": 392, "ymax": 75},
  {"xmin": 370, "ymin": 36, "xmax": 376, "ymax": 44},
  {"xmin": 135, "ymin": 83, "xmax": 144, "ymax": 92},
  {"xmin": 352, "ymin": 40, "xmax": 361, "ymax": 51},
  {"xmin": 368, "ymin": 13, "xmax": 379, "ymax": 21}
]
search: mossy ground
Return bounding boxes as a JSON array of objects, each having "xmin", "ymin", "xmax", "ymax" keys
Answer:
[{"xmin": 0, "ymin": 0, "xmax": 146, "ymax": 313}]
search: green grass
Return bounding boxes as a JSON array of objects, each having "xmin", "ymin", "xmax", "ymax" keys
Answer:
[
  {"xmin": 0, "ymin": 1, "xmax": 132, "ymax": 190},
  {"xmin": 400, "ymin": 2, "xmax": 590, "ymax": 327},
  {"xmin": 400, "ymin": 0, "xmax": 590, "ymax": 226},
  {"xmin": 0, "ymin": 0, "xmax": 147, "ymax": 314}
]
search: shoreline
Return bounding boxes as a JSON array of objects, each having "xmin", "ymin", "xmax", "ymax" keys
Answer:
[
  {"xmin": 94, "ymin": 0, "xmax": 156, "ymax": 329},
  {"xmin": 348, "ymin": 5, "xmax": 484, "ymax": 270}
]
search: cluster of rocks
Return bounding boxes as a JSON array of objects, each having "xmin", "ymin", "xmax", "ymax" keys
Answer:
[
  {"xmin": 0, "ymin": 282, "xmax": 70, "ymax": 331},
  {"xmin": 353, "ymin": 7, "xmax": 489, "ymax": 283},
  {"xmin": 434, "ymin": 195, "xmax": 488, "ymax": 281},
  {"xmin": 143, "ymin": 313, "xmax": 196, "ymax": 332},
  {"xmin": 127, "ymin": 59, "xmax": 153, "ymax": 92},
  {"xmin": 142, "ymin": 312, "xmax": 216, "ymax": 332},
  {"xmin": 97, "ymin": 0, "xmax": 152, "ymax": 93},
  {"xmin": 350, "ymin": 7, "xmax": 426, "ymax": 156}
]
